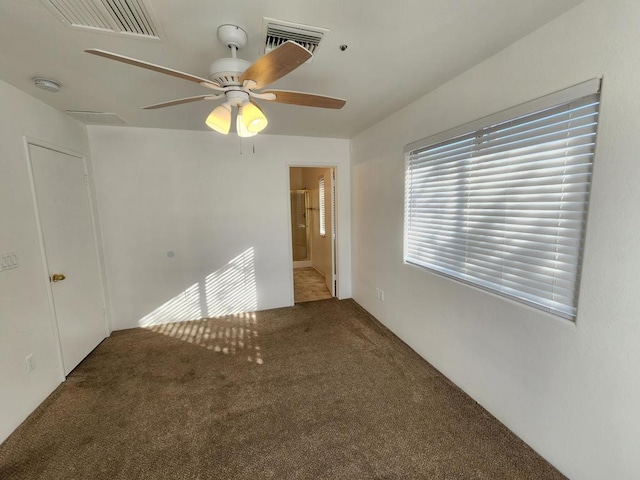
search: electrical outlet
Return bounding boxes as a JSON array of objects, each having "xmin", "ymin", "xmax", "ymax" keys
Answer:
[
  {"xmin": 376, "ymin": 288, "xmax": 385, "ymax": 302},
  {"xmin": 25, "ymin": 354, "xmax": 35, "ymax": 373}
]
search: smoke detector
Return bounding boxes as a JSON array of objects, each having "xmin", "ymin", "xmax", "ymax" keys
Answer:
[{"xmin": 33, "ymin": 77, "xmax": 61, "ymax": 92}]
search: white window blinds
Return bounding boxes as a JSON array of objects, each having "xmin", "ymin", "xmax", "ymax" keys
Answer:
[
  {"xmin": 404, "ymin": 83, "xmax": 600, "ymax": 319},
  {"xmin": 319, "ymin": 177, "xmax": 326, "ymax": 237}
]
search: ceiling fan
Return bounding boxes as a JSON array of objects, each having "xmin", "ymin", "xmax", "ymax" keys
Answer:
[{"xmin": 85, "ymin": 24, "xmax": 346, "ymax": 137}]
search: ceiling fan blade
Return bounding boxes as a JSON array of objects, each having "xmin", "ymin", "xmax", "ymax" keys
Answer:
[
  {"xmin": 142, "ymin": 95, "xmax": 223, "ymax": 110},
  {"xmin": 240, "ymin": 41, "xmax": 312, "ymax": 89},
  {"xmin": 85, "ymin": 49, "xmax": 224, "ymax": 91},
  {"xmin": 261, "ymin": 90, "xmax": 346, "ymax": 109}
]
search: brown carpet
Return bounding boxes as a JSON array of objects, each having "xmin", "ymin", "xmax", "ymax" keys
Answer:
[{"xmin": 0, "ymin": 299, "xmax": 565, "ymax": 479}]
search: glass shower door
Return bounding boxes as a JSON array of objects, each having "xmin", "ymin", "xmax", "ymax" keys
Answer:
[{"xmin": 291, "ymin": 190, "xmax": 310, "ymax": 261}]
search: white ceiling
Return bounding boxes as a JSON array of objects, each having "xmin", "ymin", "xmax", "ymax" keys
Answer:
[{"xmin": 0, "ymin": 0, "xmax": 584, "ymax": 138}]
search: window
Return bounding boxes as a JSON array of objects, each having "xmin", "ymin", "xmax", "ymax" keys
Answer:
[
  {"xmin": 404, "ymin": 79, "xmax": 601, "ymax": 320},
  {"xmin": 319, "ymin": 177, "xmax": 326, "ymax": 237}
]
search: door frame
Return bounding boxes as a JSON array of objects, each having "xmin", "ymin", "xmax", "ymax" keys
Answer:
[
  {"xmin": 286, "ymin": 164, "xmax": 338, "ymax": 305},
  {"xmin": 23, "ymin": 137, "xmax": 110, "ymax": 379}
]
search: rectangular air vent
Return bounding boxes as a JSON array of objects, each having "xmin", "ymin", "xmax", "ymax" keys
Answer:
[
  {"xmin": 42, "ymin": 0, "xmax": 161, "ymax": 39},
  {"xmin": 66, "ymin": 111, "xmax": 127, "ymax": 125},
  {"xmin": 261, "ymin": 18, "xmax": 329, "ymax": 64}
]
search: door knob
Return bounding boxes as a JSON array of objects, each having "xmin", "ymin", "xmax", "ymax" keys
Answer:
[{"xmin": 50, "ymin": 273, "xmax": 66, "ymax": 283}]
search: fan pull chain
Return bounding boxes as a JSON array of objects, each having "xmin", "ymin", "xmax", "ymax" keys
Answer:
[{"xmin": 237, "ymin": 136, "xmax": 256, "ymax": 155}]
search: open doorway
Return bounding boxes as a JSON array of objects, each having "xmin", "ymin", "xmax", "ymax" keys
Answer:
[{"xmin": 289, "ymin": 166, "xmax": 336, "ymax": 303}]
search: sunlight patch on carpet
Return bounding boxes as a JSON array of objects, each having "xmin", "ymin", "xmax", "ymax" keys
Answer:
[{"xmin": 145, "ymin": 312, "xmax": 263, "ymax": 364}]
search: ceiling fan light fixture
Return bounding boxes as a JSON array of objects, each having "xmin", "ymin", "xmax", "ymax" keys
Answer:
[
  {"xmin": 236, "ymin": 112, "xmax": 257, "ymax": 138},
  {"xmin": 206, "ymin": 103, "xmax": 231, "ymax": 134},
  {"xmin": 241, "ymin": 101, "xmax": 268, "ymax": 133}
]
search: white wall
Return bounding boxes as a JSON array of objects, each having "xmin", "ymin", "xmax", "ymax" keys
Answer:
[
  {"xmin": 351, "ymin": 0, "xmax": 640, "ymax": 478},
  {"xmin": 88, "ymin": 127, "xmax": 350, "ymax": 330},
  {"xmin": 0, "ymin": 80, "xmax": 94, "ymax": 443}
]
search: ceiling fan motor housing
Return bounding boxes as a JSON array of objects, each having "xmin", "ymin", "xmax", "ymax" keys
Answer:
[{"xmin": 208, "ymin": 57, "xmax": 251, "ymax": 87}]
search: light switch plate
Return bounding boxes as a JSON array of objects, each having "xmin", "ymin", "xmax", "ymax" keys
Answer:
[{"xmin": 0, "ymin": 251, "xmax": 19, "ymax": 272}]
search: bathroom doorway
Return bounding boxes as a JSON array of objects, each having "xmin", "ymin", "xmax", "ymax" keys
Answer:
[{"xmin": 289, "ymin": 166, "xmax": 336, "ymax": 303}]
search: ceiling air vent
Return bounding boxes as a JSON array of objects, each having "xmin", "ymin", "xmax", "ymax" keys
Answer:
[
  {"xmin": 42, "ymin": 0, "xmax": 161, "ymax": 39},
  {"xmin": 65, "ymin": 111, "xmax": 127, "ymax": 125},
  {"xmin": 261, "ymin": 18, "xmax": 329, "ymax": 64}
]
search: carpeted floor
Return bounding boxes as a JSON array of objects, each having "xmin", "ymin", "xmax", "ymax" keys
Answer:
[{"xmin": 0, "ymin": 299, "xmax": 565, "ymax": 479}]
